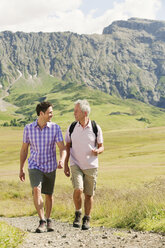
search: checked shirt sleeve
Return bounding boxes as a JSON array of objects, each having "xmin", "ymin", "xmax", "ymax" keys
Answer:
[
  {"xmin": 23, "ymin": 125, "xmax": 30, "ymax": 143},
  {"xmin": 55, "ymin": 125, "xmax": 63, "ymax": 143}
]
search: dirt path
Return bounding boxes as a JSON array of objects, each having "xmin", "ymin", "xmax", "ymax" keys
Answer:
[{"xmin": 1, "ymin": 216, "xmax": 165, "ymax": 248}]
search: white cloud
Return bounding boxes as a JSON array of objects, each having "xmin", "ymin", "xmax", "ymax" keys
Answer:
[
  {"xmin": 0, "ymin": 0, "xmax": 162, "ymax": 34},
  {"xmin": 0, "ymin": 0, "xmax": 82, "ymax": 27},
  {"xmin": 113, "ymin": 0, "xmax": 161, "ymax": 20},
  {"xmin": 92, "ymin": 0, "xmax": 162, "ymax": 33}
]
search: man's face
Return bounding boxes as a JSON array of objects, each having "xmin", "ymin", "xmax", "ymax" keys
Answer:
[
  {"xmin": 74, "ymin": 104, "xmax": 85, "ymax": 122},
  {"xmin": 41, "ymin": 106, "xmax": 53, "ymax": 122}
]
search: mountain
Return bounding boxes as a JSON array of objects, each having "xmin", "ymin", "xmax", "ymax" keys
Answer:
[{"xmin": 0, "ymin": 17, "xmax": 165, "ymax": 109}]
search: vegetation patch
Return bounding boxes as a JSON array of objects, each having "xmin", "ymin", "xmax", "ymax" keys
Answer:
[
  {"xmin": 136, "ymin": 117, "xmax": 150, "ymax": 124},
  {"xmin": 109, "ymin": 111, "xmax": 132, "ymax": 116},
  {"xmin": 0, "ymin": 222, "xmax": 25, "ymax": 248}
]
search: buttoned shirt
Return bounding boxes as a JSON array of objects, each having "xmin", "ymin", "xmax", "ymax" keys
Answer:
[
  {"xmin": 23, "ymin": 120, "xmax": 63, "ymax": 173},
  {"xmin": 65, "ymin": 120, "xmax": 103, "ymax": 170}
]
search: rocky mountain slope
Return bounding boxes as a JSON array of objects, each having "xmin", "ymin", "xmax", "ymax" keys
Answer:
[{"xmin": 0, "ymin": 18, "xmax": 165, "ymax": 107}]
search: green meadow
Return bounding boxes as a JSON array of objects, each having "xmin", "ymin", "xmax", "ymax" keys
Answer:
[
  {"xmin": 1, "ymin": 109, "xmax": 165, "ymax": 233},
  {"xmin": 1, "ymin": 74, "xmax": 165, "ymax": 234}
]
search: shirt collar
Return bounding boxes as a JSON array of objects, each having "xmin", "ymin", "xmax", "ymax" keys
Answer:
[
  {"xmin": 34, "ymin": 119, "xmax": 51, "ymax": 128},
  {"xmin": 34, "ymin": 120, "xmax": 38, "ymax": 127},
  {"xmin": 78, "ymin": 120, "xmax": 91, "ymax": 128}
]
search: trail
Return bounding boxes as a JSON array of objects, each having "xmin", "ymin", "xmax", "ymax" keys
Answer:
[{"xmin": 1, "ymin": 216, "xmax": 165, "ymax": 248}]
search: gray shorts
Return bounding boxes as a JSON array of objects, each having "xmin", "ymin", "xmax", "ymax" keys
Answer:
[
  {"xmin": 28, "ymin": 169, "xmax": 56, "ymax": 195},
  {"xmin": 71, "ymin": 165, "xmax": 98, "ymax": 196}
]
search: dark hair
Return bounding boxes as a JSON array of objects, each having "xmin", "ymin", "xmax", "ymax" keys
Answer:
[{"xmin": 36, "ymin": 101, "xmax": 52, "ymax": 116}]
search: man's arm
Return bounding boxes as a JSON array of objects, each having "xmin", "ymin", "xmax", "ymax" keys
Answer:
[
  {"xmin": 56, "ymin": 141, "xmax": 66, "ymax": 169},
  {"xmin": 19, "ymin": 142, "xmax": 29, "ymax": 182},
  {"xmin": 64, "ymin": 142, "xmax": 71, "ymax": 177},
  {"xmin": 92, "ymin": 143, "xmax": 104, "ymax": 156}
]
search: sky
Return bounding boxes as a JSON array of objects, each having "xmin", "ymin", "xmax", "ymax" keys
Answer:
[{"xmin": 0, "ymin": 0, "xmax": 164, "ymax": 34}]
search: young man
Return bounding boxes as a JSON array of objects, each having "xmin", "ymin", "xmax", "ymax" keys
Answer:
[
  {"xmin": 64, "ymin": 99, "xmax": 104, "ymax": 230},
  {"xmin": 19, "ymin": 101, "xmax": 66, "ymax": 233}
]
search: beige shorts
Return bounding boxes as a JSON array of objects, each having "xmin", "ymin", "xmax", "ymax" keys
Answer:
[{"xmin": 70, "ymin": 165, "xmax": 98, "ymax": 196}]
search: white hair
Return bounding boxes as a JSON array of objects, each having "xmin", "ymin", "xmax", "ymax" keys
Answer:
[{"xmin": 74, "ymin": 99, "xmax": 91, "ymax": 116}]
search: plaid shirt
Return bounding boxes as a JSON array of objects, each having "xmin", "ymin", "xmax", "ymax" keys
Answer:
[{"xmin": 23, "ymin": 120, "xmax": 63, "ymax": 173}]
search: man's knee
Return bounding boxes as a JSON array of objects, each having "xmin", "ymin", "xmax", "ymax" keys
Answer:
[
  {"xmin": 74, "ymin": 188, "xmax": 83, "ymax": 197},
  {"xmin": 33, "ymin": 186, "xmax": 41, "ymax": 195},
  {"xmin": 74, "ymin": 188, "xmax": 83, "ymax": 193},
  {"xmin": 85, "ymin": 194, "xmax": 93, "ymax": 200},
  {"xmin": 45, "ymin": 194, "xmax": 53, "ymax": 201}
]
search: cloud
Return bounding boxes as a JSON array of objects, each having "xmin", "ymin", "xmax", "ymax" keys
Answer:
[
  {"xmin": 0, "ymin": 0, "xmax": 82, "ymax": 27},
  {"xmin": 92, "ymin": 0, "xmax": 162, "ymax": 33},
  {"xmin": 113, "ymin": 0, "xmax": 161, "ymax": 20},
  {"xmin": 0, "ymin": 0, "xmax": 162, "ymax": 34}
]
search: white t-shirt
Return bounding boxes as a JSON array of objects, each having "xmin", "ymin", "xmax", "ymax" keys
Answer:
[{"xmin": 65, "ymin": 120, "xmax": 103, "ymax": 170}]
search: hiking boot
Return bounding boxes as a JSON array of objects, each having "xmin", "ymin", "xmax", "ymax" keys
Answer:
[
  {"xmin": 47, "ymin": 219, "xmax": 54, "ymax": 232},
  {"xmin": 35, "ymin": 219, "xmax": 47, "ymax": 233},
  {"xmin": 82, "ymin": 216, "xmax": 90, "ymax": 230},
  {"xmin": 73, "ymin": 210, "xmax": 82, "ymax": 228}
]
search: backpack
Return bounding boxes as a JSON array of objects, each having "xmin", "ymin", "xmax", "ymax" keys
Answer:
[{"xmin": 69, "ymin": 120, "xmax": 98, "ymax": 147}]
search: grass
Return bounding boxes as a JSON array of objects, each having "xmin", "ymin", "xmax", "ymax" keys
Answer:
[
  {"xmin": 1, "ymin": 124, "xmax": 165, "ymax": 233},
  {"xmin": 1, "ymin": 77, "xmax": 165, "ymax": 233},
  {"xmin": 0, "ymin": 221, "xmax": 25, "ymax": 248},
  {"xmin": 92, "ymin": 178, "xmax": 165, "ymax": 230}
]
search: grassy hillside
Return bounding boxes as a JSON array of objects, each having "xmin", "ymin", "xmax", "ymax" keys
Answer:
[
  {"xmin": 1, "ymin": 73, "xmax": 165, "ymax": 232},
  {"xmin": 1, "ymin": 72, "xmax": 165, "ymax": 130}
]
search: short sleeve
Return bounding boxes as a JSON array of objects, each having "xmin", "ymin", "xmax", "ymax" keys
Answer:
[
  {"xmin": 65, "ymin": 126, "xmax": 71, "ymax": 143},
  {"xmin": 23, "ymin": 125, "xmax": 30, "ymax": 143},
  {"xmin": 97, "ymin": 125, "xmax": 103, "ymax": 144},
  {"xmin": 55, "ymin": 125, "xmax": 63, "ymax": 143}
]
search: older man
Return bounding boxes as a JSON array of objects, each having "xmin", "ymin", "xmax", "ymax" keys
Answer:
[
  {"xmin": 19, "ymin": 101, "xmax": 66, "ymax": 233},
  {"xmin": 64, "ymin": 99, "xmax": 104, "ymax": 230}
]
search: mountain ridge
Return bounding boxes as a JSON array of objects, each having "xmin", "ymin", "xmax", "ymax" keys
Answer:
[{"xmin": 0, "ymin": 17, "xmax": 165, "ymax": 108}]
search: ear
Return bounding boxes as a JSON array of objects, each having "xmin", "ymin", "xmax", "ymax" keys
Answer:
[
  {"xmin": 40, "ymin": 111, "xmax": 44, "ymax": 117},
  {"xmin": 84, "ymin": 111, "xmax": 88, "ymax": 117}
]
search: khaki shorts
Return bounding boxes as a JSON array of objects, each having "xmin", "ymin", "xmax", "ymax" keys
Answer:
[
  {"xmin": 28, "ymin": 169, "xmax": 56, "ymax": 195},
  {"xmin": 71, "ymin": 165, "xmax": 98, "ymax": 196}
]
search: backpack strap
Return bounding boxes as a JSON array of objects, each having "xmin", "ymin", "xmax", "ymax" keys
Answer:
[
  {"xmin": 91, "ymin": 120, "xmax": 98, "ymax": 145},
  {"xmin": 69, "ymin": 121, "xmax": 77, "ymax": 147},
  {"xmin": 69, "ymin": 120, "xmax": 98, "ymax": 148}
]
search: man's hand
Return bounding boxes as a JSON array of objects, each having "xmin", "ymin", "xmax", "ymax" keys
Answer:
[
  {"xmin": 64, "ymin": 164, "xmax": 70, "ymax": 177},
  {"xmin": 57, "ymin": 160, "xmax": 64, "ymax": 169},
  {"xmin": 92, "ymin": 144, "xmax": 104, "ymax": 156},
  {"xmin": 19, "ymin": 170, "xmax": 25, "ymax": 182},
  {"xmin": 92, "ymin": 148, "xmax": 99, "ymax": 156}
]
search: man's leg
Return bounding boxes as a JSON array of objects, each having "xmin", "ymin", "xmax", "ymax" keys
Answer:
[
  {"xmin": 45, "ymin": 194, "xmax": 54, "ymax": 232},
  {"xmin": 41, "ymin": 170, "xmax": 56, "ymax": 219},
  {"xmin": 84, "ymin": 194, "xmax": 93, "ymax": 216},
  {"xmin": 33, "ymin": 186, "xmax": 47, "ymax": 233},
  {"xmin": 71, "ymin": 165, "xmax": 84, "ymax": 228},
  {"xmin": 81, "ymin": 194, "xmax": 93, "ymax": 230},
  {"xmin": 82, "ymin": 168, "xmax": 97, "ymax": 230},
  {"xmin": 71, "ymin": 166, "xmax": 83, "ymax": 210},
  {"xmin": 45, "ymin": 194, "xmax": 53, "ymax": 219},
  {"xmin": 73, "ymin": 188, "xmax": 83, "ymax": 210},
  {"xmin": 42, "ymin": 171, "xmax": 56, "ymax": 232},
  {"xmin": 28, "ymin": 169, "xmax": 47, "ymax": 233},
  {"xmin": 72, "ymin": 189, "xmax": 83, "ymax": 227},
  {"xmin": 33, "ymin": 186, "xmax": 45, "ymax": 220}
]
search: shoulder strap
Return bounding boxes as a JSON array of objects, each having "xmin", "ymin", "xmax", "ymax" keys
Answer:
[
  {"xmin": 69, "ymin": 120, "xmax": 98, "ymax": 147},
  {"xmin": 91, "ymin": 120, "xmax": 98, "ymax": 138},
  {"xmin": 69, "ymin": 121, "xmax": 77, "ymax": 137},
  {"xmin": 69, "ymin": 121, "xmax": 77, "ymax": 147}
]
